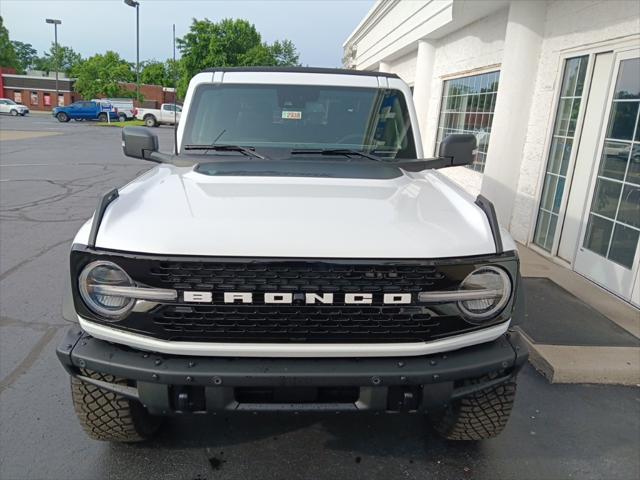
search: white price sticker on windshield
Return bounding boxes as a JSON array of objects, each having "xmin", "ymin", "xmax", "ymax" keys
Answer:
[{"xmin": 282, "ymin": 111, "xmax": 302, "ymax": 120}]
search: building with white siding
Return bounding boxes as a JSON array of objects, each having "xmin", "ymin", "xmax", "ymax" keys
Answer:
[{"xmin": 344, "ymin": 0, "xmax": 640, "ymax": 307}]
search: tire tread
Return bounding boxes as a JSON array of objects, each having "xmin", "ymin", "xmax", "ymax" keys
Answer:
[
  {"xmin": 431, "ymin": 374, "xmax": 517, "ymax": 441},
  {"xmin": 70, "ymin": 369, "xmax": 160, "ymax": 442}
]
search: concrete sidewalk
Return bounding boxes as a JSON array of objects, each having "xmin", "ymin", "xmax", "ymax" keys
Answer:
[{"xmin": 517, "ymin": 245, "xmax": 640, "ymax": 385}]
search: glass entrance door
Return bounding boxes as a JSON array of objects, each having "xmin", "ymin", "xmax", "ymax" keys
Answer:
[{"xmin": 574, "ymin": 50, "xmax": 640, "ymax": 303}]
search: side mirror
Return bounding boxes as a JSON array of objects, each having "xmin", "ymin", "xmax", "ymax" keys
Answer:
[
  {"xmin": 438, "ymin": 134, "xmax": 477, "ymax": 167},
  {"xmin": 122, "ymin": 126, "xmax": 158, "ymax": 160}
]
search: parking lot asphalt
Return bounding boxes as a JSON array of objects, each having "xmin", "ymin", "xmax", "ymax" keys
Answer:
[{"xmin": 1, "ymin": 114, "xmax": 639, "ymax": 480}]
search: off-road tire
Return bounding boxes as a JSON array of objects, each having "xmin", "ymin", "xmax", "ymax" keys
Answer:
[
  {"xmin": 70, "ymin": 369, "xmax": 162, "ymax": 442},
  {"xmin": 144, "ymin": 115, "xmax": 157, "ymax": 127},
  {"xmin": 98, "ymin": 113, "xmax": 108, "ymax": 122},
  {"xmin": 429, "ymin": 374, "xmax": 517, "ymax": 441},
  {"xmin": 57, "ymin": 112, "xmax": 69, "ymax": 122}
]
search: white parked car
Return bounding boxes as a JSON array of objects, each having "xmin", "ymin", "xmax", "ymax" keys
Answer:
[
  {"xmin": 57, "ymin": 67, "xmax": 527, "ymax": 444},
  {"xmin": 135, "ymin": 103, "xmax": 182, "ymax": 127},
  {"xmin": 0, "ymin": 98, "xmax": 29, "ymax": 116}
]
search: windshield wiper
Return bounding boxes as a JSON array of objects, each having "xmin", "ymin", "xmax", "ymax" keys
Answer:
[
  {"xmin": 184, "ymin": 144, "xmax": 265, "ymax": 159},
  {"xmin": 290, "ymin": 148, "xmax": 384, "ymax": 162}
]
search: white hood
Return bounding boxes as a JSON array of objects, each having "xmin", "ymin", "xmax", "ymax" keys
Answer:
[{"xmin": 79, "ymin": 164, "xmax": 504, "ymax": 258}]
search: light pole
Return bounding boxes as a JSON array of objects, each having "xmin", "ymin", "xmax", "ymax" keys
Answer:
[
  {"xmin": 124, "ymin": 0, "xmax": 140, "ymax": 103},
  {"xmin": 45, "ymin": 18, "xmax": 62, "ymax": 106}
]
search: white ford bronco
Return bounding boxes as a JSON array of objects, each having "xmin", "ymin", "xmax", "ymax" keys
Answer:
[{"xmin": 57, "ymin": 67, "xmax": 527, "ymax": 443}]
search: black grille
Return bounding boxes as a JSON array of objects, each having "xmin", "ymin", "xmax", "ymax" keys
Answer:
[
  {"xmin": 145, "ymin": 260, "xmax": 471, "ymax": 342},
  {"xmin": 71, "ymin": 249, "xmax": 517, "ymax": 344},
  {"xmin": 148, "ymin": 261, "xmax": 446, "ymax": 293},
  {"xmin": 152, "ymin": 304, "xmax": 468, "ymax": 343}
]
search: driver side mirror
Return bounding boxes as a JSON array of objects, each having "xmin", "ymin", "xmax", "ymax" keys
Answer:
[
  {"xmin": 122, "ymin": 126, "xmax": 158, "ymax": 160},
  {"xmin": 438, "ymin": 133, "xmax": 477, "ymax": 167}
]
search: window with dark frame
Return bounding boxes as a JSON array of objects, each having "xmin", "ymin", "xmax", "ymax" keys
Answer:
[{"xmin": 434, "ymin": 70, "xmax": 500, "ymax": 173}]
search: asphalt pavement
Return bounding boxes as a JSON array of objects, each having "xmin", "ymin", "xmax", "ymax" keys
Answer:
[{"xmin": 1, "ymin": 114, "xmax": 639, "ymax": 480}]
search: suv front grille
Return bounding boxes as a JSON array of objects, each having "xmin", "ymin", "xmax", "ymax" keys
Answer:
[
  {"xmin": 152, "ymin": 304, "xmax": 474, "ymax": 343},
  {"xmin": 148, "ymin": 261, "xmax": 446, "ymax": 293},
  {"xmin": 71, "ymin": 250, "xmax": 516, "ymax": 344}
]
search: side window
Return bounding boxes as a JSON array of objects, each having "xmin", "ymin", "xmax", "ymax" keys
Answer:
[
  {"xmin": 162, "ymin": 104, "xmax": 172, "ymax": 111},
  {"xmin": 370, "ymin": 90, "xmax": 416, "ymax": 159}
]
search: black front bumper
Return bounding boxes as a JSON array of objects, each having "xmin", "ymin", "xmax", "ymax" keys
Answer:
[{"xmin": 56, "ymin": 327, "xmax": 528, "ymax": 415}]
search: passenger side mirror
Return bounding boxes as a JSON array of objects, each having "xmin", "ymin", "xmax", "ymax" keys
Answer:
[
  {"xmin": 438, "ymin": 134, "xmax": 477, "ymax": 167},
  {"xmin": 122, "ymin": 126, "xmax": 158, "ymax": 160}
]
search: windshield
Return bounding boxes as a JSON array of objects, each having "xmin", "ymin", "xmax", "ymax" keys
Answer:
[
  {"xmin": 5, "ymin": 99, "xmax": 16, "ymax": 105},
  {"xmin": 181, "ymin": 84, "xmax": 417, "ymax": 159}
]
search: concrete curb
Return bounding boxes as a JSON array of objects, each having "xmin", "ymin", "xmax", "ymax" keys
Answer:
[{"xmin": 519, "ymin": 330, "xmax": 640, "ymax": 386}]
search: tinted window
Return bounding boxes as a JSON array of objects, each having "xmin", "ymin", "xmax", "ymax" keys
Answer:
[{"xmin": 182, "ymin": 84, "xmax": 416, "ymax": 159}]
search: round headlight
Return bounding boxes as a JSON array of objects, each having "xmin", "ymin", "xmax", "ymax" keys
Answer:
[
  {"xmin": 79, "ymin": 261, "xmax": 135, "ymax": 320},
  {"xmin": 457, "ymin": 266, "xmax": 511, "ymax": 323}
]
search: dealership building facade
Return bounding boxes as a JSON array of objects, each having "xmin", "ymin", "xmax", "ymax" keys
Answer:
[{"xmin": 344, "ymin": 0, "xmax": 640, "ymax": 307}]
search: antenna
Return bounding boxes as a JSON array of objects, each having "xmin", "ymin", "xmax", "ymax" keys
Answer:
[{"xmin": 173, "ymin": 23, "xmax": 178, "ymax": 155}]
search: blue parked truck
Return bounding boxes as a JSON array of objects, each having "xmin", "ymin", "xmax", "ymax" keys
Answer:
[{"xmin": 52, "ymin": 101, "xmax": 119, "ymax": 123}]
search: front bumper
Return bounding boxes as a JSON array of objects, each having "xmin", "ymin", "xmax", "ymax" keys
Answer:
[{"xmin": 57, "ymin": 327, "xmax": 528, "ymax": 414}]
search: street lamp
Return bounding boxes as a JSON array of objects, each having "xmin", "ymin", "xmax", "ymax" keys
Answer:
[
  {"xmin": 124, "ymin": 0, "xmax": 140, "ymax": 103},
  {"xmin": 45, "ymin": 18, "xmax": 62, "ymax": 107}
]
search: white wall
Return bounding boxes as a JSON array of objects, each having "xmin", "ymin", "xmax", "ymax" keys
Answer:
[
  {"xmin": 346, "ymin": 0, "xmax": 454, "ymax": 70},
  {"xmin": 387, "ymin": 50, "xmax": 419, "ymax": 84},
  {"xmin": 509, "ymin": 0, "xmax": 640, "ymax": 243},
  {"xmin": 425, "ymin": 8, "xmax": 508, "ymax": 195}
]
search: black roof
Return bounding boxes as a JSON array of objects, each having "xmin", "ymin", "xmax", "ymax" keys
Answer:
[{"xmin": 201, "ymin": 66, "xmax": 399, "ymax": 78}]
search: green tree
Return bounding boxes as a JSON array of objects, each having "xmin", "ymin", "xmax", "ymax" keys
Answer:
[
  {"xmin": 165, "ymin": 58, "xmax": 180, "ymax": 86},
  {"xmin": 140, "ymin": 60, "xmax": 166, "ymax": 86},
  {"xmin": 176, "ymin": 18, "xmax": 299, "ymax": 97},
  {"xmin": 11, "ymin": 40, "xmax": 37, "ymax": 73},
  {"xmin": 34, "ymin": 43, "xmax": 82, "ymax": 75},
  {"xmin": 72, "ymin": 51, "xmax": 134, "ymax": 99},
  {"xmin": 270, "ymin": 40, "xmax": 299, "ymax": 66},
  {"xmin": 140, "ymin": 59, "xmax": 180, "ymax": 87},
  {"xmin": 0, "ymin": 16, "xmax": 20, "ymax": 70}
]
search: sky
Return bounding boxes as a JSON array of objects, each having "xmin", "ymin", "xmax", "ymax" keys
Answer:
[{"xmin": 0, "ymin": 0, "xmax": 374, "ymax": 67}]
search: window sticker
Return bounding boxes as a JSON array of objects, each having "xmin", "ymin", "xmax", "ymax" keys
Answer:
[{"xmin": 282, "ymin": 110, "xmax": 302, "ymax": 120}]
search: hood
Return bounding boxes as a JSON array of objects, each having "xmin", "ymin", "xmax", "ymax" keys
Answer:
[{"xmin": 84, "ymin": 164, "xmax": 499, "ymax": 259}]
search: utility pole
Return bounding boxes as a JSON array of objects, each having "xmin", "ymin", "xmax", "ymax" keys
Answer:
[
  {"xmin": 124, "ymin": 0, "xmax": 140, "ymax": 103},
  {"xmin": 45, "ymin": 19, "xmax": 62, "ymax": 106}
]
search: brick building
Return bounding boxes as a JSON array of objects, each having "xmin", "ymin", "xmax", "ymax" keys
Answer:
[
  {"xmin": 118, "ymin": 82, "xmax": 177, "ymax": 108},
  {"xmin": 0, "ymin": 68, "xmax": 176, "ymax": 111},
  {"xmin": 0, "ymin": 69, "xmax": 77, "ymax": 110}
]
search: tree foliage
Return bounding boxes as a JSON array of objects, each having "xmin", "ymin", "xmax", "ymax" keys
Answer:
[
  {"xmin": 140, "ymin": 59, "xmax": 178, "ymax": 87},
  {"xmin": 72, "ymin": 51, "xmax": 134, "ymax": 99},
  {"xmin": 11, "ymin": 41, "xmax": 37, "ymax": 73},
  {"xmin": 0, "ymin": 16, "xmax": 20, "ymax": 70},
  {"xmin": 34, "ymin": 43, "xmax": 82, "ymax": 75},
  {"xmin": 176, "ymin": 18, "xmax": 300, "ymax": 97}
]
